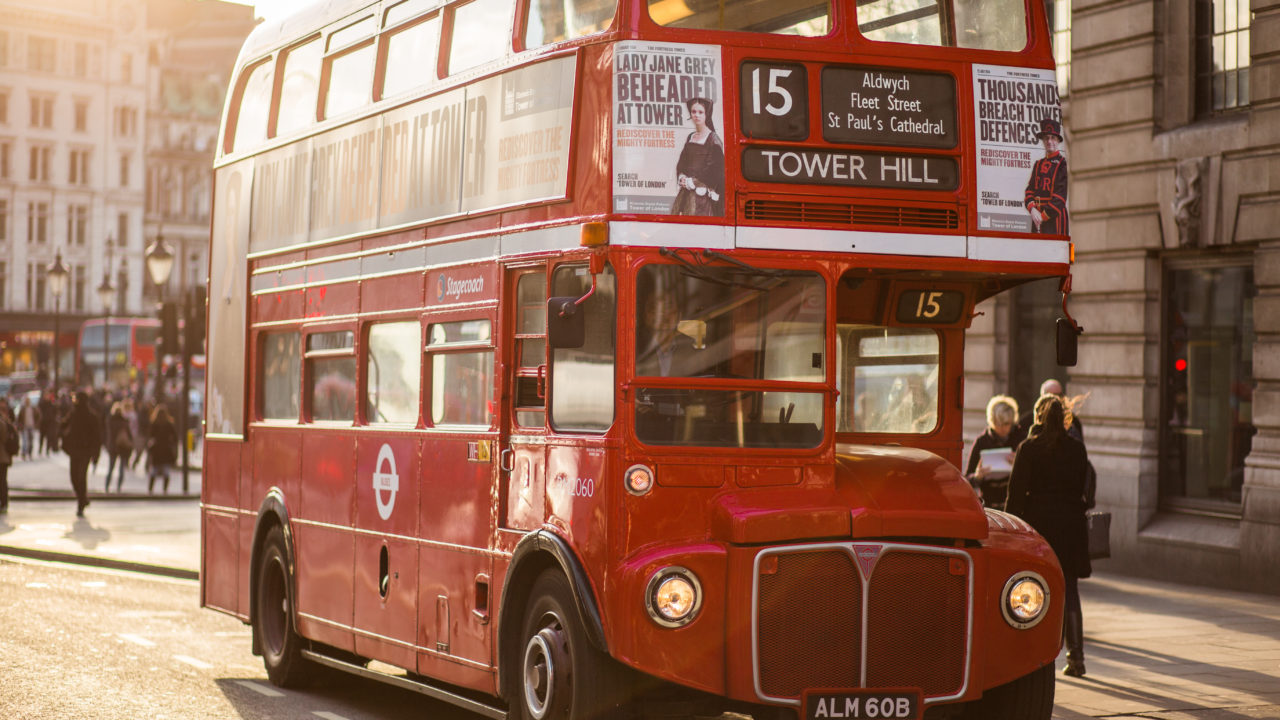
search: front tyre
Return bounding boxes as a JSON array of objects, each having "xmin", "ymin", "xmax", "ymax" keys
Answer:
[
  {"xmin": 256, "ymin": 525, "xmax": 313, "ymax": 687},
  {"xmin": 511, "ymin": 570, "xmax": 628, "ymax": 720},
  {"xmin": 961, "ymin": 662, "xmax": 1055, "ymax": 720}
]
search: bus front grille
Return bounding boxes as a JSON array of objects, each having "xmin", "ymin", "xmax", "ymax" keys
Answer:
[
  {"xmin": 742, "ymin": 199, "xmax": 960, "ymax": 230},
  {"xmin": 754, "ymin": 544, "xmax": 971, "ymax": 702}
]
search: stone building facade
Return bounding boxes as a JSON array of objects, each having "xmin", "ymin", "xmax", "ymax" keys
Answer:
[{"xmin": 967, "ymin": 0, "xmax": 1280, "ymax": 595}]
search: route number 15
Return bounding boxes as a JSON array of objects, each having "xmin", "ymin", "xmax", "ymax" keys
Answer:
[
  {"xmin": 895, "ymin": 289, "xmax": 964, "ymax": 324},
  {"xmin": 740, "ymin": 61, "xmax": 808, "ymax": 140}
]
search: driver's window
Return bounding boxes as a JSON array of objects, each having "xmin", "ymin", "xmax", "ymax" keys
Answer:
[{"xmin": 837, "ymin": 325, "xmax": 940, "ymax": 434}]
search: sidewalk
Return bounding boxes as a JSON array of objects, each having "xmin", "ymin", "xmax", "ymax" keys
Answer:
[{"xmin": 0, "ymin": 452, "xmax": 201, "ymax": 578}]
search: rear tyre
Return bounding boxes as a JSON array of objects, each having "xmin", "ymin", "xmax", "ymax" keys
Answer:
[
  {"xmin": 256, "ymin": 525, "xmax": 313, "ymax": 687},
  {"xmin": 510, "ymin": 570, "xmax": 629, "ymax": 720},
  {"xmin": 961, "ymin": 662, "xmax": 1055, "ymax": 720}
]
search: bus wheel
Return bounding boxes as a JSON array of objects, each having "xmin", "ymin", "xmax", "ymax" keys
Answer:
[
  {"xmin": 513, "ymin": 570, "xmax": 627, "ymax": 720},
  {"xmin": 962, "ymin": 662, "xmax": 1054, "ymax": 719},
  {"xmin": 256, "ymin": 525, "xmax": 312, "ymax": 687}
]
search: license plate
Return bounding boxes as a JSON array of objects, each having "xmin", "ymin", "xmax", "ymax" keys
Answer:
[{"xmin": 802, "ymin": 689, "xmax": 922, "ymax": 720}]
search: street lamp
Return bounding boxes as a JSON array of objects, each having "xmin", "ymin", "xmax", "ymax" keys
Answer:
[
  {"xmin": 46, "ymin": 253, "xmax": 69, "ymax": 393},
  {"xmin": 145, "ymin": 232, "xmax": 190, "ymax": 493},
  {"xmin": 97, "ymin": 238, "xmax": 115, "ymax": 390},
  {"xmin": 145, "ymin": 232, "xmax": 173, "ymax": 404}
]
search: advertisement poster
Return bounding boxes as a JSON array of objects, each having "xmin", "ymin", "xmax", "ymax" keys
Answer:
[
  {"xmin": 613, "ymin": 41, "xmax": 724, "ymax": 216},
  {"xmin": 973, "ymin": 65, "xmax": 1066, "ymax": 234}
]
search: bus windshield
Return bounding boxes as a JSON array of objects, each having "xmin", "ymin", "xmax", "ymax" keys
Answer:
[{"xmin": 633, "ymin": 263, "xmax": 825, "ymax": 448}]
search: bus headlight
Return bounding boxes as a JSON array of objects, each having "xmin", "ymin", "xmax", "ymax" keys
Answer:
[
  {"xmin": 624, "ymin": 464, "xmax": 654, "ymax": 495},
  {"xmin": 645, "ymin": 567, "xmax": 701, "ymax": 627},
  {"xmin": 1001, "ymin": 571, "xmax": 1049, "ymax": 629}
]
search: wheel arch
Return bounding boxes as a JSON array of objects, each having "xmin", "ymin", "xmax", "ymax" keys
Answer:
[
  {"xmin": 496, "ymin": 529, "xmax": 608, "ymax": 700},
  {"xmin": 248, "ymin": 488, "xmax": 295, "ymax": 657}
]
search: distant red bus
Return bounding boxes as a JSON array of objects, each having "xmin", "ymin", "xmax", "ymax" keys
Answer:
[
  {"xmin": 78, "ymin": 318, "xmax": 160, "ymax": 389},
  {"xmin": 203, "ymin": 0, "xmax": 1074, "ymax": 718}
]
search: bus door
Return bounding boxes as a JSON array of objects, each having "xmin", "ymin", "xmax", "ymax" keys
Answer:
[
  {"xmin": 418, "ymin": 302, "xmax": 499, "ymax": 685},
  {"xmin": 500, "ymin": 266, "xmax": 548, "ymax": 532}
]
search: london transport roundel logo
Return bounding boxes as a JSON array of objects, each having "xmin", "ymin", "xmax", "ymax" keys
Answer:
[{"xmin": 373, "ymin": 443, "xmax": 400, "ymax": 521}]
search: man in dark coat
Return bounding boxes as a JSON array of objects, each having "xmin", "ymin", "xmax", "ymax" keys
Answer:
[
  {"xmin": 1005, "ymin": 394, "xmax": 1091, "ymax": 677},
  {"xmin": 1024, "ymin": 118, "xmax": 1068, "ymax": 234},
  {"xmin": 61, "ymin": 391, "xmax": 102, "ymax": 517}
]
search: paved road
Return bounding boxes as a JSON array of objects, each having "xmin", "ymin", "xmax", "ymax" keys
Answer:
[{"xmin": 2, "ymin": 454, "xmax": 1278, "ymax": 718}]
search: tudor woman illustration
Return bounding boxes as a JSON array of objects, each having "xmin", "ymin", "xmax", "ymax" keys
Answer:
[{"xmin": 671, "ymin": 97, "xmax": 725, "ymax": 216}]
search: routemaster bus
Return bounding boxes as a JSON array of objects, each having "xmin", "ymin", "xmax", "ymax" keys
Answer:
[{"xmin": 201, "ymin": 0, "xmax": 1078, "ymax": 717}]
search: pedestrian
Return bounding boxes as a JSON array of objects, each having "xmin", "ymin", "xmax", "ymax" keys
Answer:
[
  {"xmin": 147, "ymin": 404, "xmax": 178, "ymax": 495},
  {"xmin": 132, "ymin": 397, "xmax": 152, "ymax": 470},
  {"xmin": 38, "ymin": 391, "xmax": 57, "ymax": 454},
  {"xmin": 1005, "ymin": 393, "xmax": 1092, "ymax": 677},
  {"xmin": 105, "ymin": 402, "xmax": 134, "ymax": 492},
  {"xmin": 964, "ymin": 394, "xmax": 1026, "ymax": 508},
  {"xmin": 1021, "ymin": 378, "xmax": 1084, "ymax": 442},
  {"xmin": 17, "ymin": 396, "xmax": 39, "ymax": 461},
  {"xmin": 0, "ymin": 404, "xmax": 17, "ymax": 513},
  {"xmin": 60, "ymin": 391, "xmax": 102, "ymax": 517}
]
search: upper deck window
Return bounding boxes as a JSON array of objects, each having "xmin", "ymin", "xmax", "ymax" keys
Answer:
[
  {"xmin": 381, "ymin": 12, "xmax": 442, "ymax": 97},
  {"xmin": 226, "ymin": 58, "xmax": 273, "ymax": 154},
  {"xmin": 525, "ymin": 0, "xmax": 617, "ymax": 48},
  {"xmin": 322, "ymin": 17, "xmax": 377, "ymax": 119},
  {"xmin": 448, "ymin": 0, "xmax": 512, "ymax": 74},
  {"xmin": 857, "ymin": 0, "xmax": 1026, "ymax": 50},
  {"xmin": 274, "ymin": 37, "xmax": 322, "ymax": 137},
  {"xmin": 647, "ymin": 0, "xmax": 829, "ymax": 35}
]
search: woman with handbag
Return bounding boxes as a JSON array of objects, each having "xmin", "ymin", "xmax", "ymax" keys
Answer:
[
  {"xmin": 105, "ymin": 402, "xmax": 134, "ymax": 492},
  {"xmin": 147, "ymin": 405, "xmax": 178, "ymax": 495},
  {"xmin": 1005, "ymin": 393, "xmax": 1092, "ymax": 678}
]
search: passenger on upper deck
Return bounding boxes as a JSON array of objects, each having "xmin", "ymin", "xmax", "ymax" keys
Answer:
[{"xmin": 671, "ymin": 98, "xmax": 725, "ymax": 217}]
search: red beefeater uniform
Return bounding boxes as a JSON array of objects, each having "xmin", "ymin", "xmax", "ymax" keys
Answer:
[{"xmin": 1025, "ymin": 150, "xmax": 1068, "ymax": 234}]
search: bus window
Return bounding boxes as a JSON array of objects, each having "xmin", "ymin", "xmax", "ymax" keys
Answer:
[
  {"xmin": 381, "ymin": 13, "xmax": 441, "ymax": 97},
  {"xmin": 307, "ymin": 330, "xmax": 357, "ymax": 422},
  {"xmin": 525, "ymin": 0, "xmax": 616, "ymax": 48},
  {"xmin": 447, "ymin": 0, "xmax": 512, "ymax": 74},
  {"xmin": 857, "ymin": 0, "xmax": 1026, "ymax": 50},
  {"xmin": 513, "ymin": 272, "xmax": 547, "ymax": 428},
  {"xmin": 227, "ymin": 58, "xmax": 273, "ymax": 154},
  {"xmin": 550, "ymin": 264, "xmax": 615, "ymax": 433},
  {"xmin": 836, "ymin": 325, "xmax": 939, "ymax": 434},
  {"xmin": 428, "ymin": 320, "xmax": 494, "ymax": 427},
  {"xmin": 647, "ymin": 0, "xmax": 829, "ymax": 36},
  {"xmin": 261, "ymin": 331, "xmax": 301, "ymax": 421},
  {"xmin": 275, "ymin": 36, "xmax": 322, "ymax": 137},
  {"xmin": 323, "ymin": 41, "xmax": 376, "ymax": 119},
  {"xmin": 366, "ymin": 321, "xmax": 421, "ymax": 425}
]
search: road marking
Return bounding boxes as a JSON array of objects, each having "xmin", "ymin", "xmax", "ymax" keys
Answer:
[
  {"xmin": 25, "ymin": 582, "xmax": 50, "ymax": 588},
  {"xmin": 234, "ymin": 680, "xmax": 285, "ymax": 698},
  {"xmin": 313, "ymin": 713, "xmax": 352, "ymax": 720},
  {"xmin": 118, "ymin": 633, "xmax": 156, "ymax": 647},
  {"xmin": 174, "ymin": 655, "xmax": 213, "ymax": 670}
]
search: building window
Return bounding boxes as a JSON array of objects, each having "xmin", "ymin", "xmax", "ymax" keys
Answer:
[
  {"xmin": 121, "ymin": 53, "xmax": 133, "ymax": 84},
  {"xmin": 30, "ymin": 95, "xmax": 54, "ymax": 128},
  {"xmin": 0, "ymin": 90, "xmax": 8, "ymax": 123},
  {"xmin": 0, "ymin": 141, "xmax": 9, "ymax": 179},
  {"xmin": 74, "ymin": 99, "xmax": 88, "ymax": 132},
  {"xmin": 0, "ymin": 261, "xmax": 6, "ymax": 310},
  {"xmin": 27, "ymin": 202, "xmax": 49, "ymax": 243},
  {"xmin": 1161, "ymin": 261, "xmax": 1255, "ymax": 511},
  {"xmin": 34, "ymin": 263, "xmax": 46, "ymax": 311},
  {"xmin": 74, "ymin": 42, "xmax": 88, "ymax": 77},
  {"xmin": 1047, "ymin": 0, "xmax": 1071, "ymax": 96},
  {"xmin": 69, "ymin": 149, "xmax": 90, "ymax": 185},
  {"xmin": 73, "ymin": 264, "xmax": 85, "ymax": 311},
  {"xmin": 115, "ymin": 106, "xmax": 138, "ymax": 137},
  {"xmin": 0, "ymin": 199, "xmax": 7, "ymax": 242},
  {"xmin": 1196, "ymin": 0, "xmax": 1251, "ymax": 115},
  {"xmin": 28, "ymin": 36, "xmax": 56, "ymax": 73},
  {"xmin": 29, "ymin": 145, "xmax": 51, "ymax": 182},
  {"xmin": 67, "ymin": 204, "xmax": 87, "ymax": 246},
  {"xmin": 117, "ymin": 213, "xmax": 129, "ymax": 248},
  {"xmin": 120, "ymin": 153, "xmax": 130, "ymax": 188},
  {"xmin": 0, "ymin": 31, "xmax": 9, "ymax": 68}
]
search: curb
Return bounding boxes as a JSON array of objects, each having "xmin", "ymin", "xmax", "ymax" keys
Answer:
[
  {"xmin": 9, "ymin": 490, "xmax": 201, "ymax": 502},
  {"xmin": 0, "ymin": 544, "xmax": 199, "ymax": 580}
]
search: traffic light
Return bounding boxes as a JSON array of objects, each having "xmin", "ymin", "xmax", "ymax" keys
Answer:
[
  {"xmin": 159, "ymin": 301, "xmax": 180, "ymax": 355},
  {"xmin": 185, "ymin": 286, "xmax": 207, "ymax": 354}
]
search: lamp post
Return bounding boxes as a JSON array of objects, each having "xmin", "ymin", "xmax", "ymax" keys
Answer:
[
  {"xmin": 145, "ymin": 233, "xmax": 173, "ymax": 403},
  {"xmin": 46, "ymin": 253, "xmax": 69, "ymax": 394},
  {"xmin": 145, "ymin": 233, "xmax": 188, "ymax": 493},
  {"xmin": 97, "ymin": 238, "xmax": 116, "ymax": 390}
]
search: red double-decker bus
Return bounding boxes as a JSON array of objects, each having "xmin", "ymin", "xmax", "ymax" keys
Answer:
[
  {"xmin": 202, "ymin": 0, "xmax": 1076, "ymax": 717},
  {"xmin": 78, "ymin": 317, "xmax": 161, "ymax": 389}
]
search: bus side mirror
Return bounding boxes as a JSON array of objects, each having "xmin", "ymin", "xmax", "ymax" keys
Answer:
[
  {"xmin": 548, "ymin": 297, "xmax": 585, "ymax": 349},
  {"xmin": 1056, "ymin": 317, "xmax": 1080, "ymax": 367}
]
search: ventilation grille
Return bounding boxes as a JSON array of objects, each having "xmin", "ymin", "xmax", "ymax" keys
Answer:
[{"xmin": 743, "ymin": 199, "xmax": 960, "ymax": 230}]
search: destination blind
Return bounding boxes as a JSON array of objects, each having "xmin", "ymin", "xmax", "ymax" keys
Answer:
[{"xmin": 822, "ymin": 67, "xmax": 957, "ymax": 148}]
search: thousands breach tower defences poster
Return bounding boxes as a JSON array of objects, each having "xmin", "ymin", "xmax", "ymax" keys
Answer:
[{"xmin": 613, "ymin": 41, "xmax": 725, "ymax": 217}]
